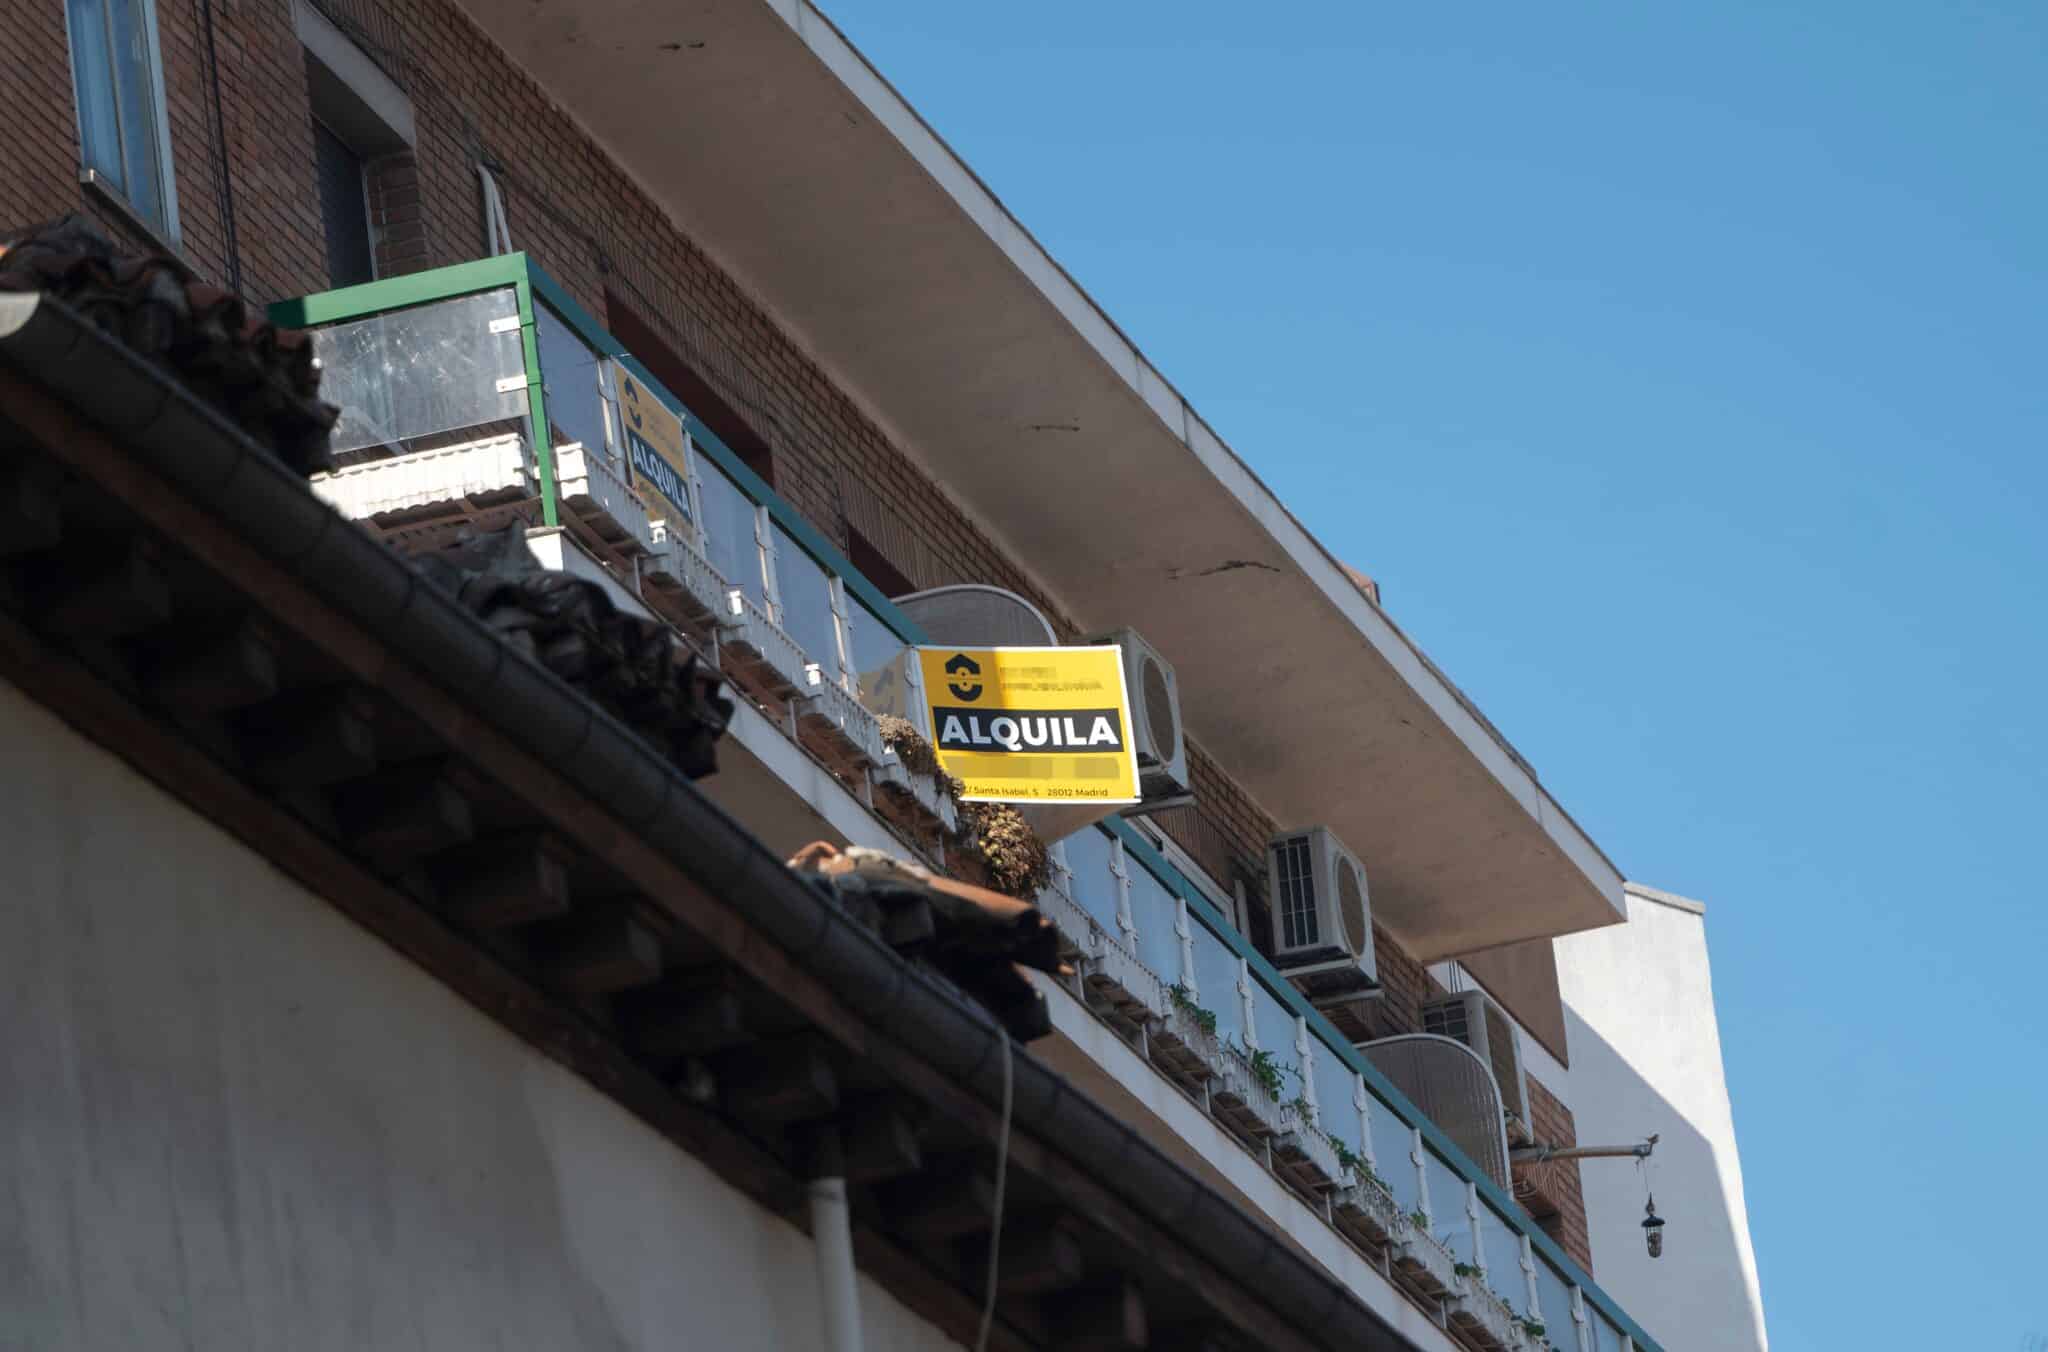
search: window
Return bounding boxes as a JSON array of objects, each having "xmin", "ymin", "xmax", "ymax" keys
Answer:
[
  {"xmin": 67, "ymin": 0, "xmax": 177, "ymax": 239},
  {"xmin": 298, "ymin": 0, "xmax": 415, "ymax": 287},
  {"xmin": 313, "ymin": 120, "xmax": 375, "ymax": 287},
  {"xmin": 844, "ymin": 525, "xmax": 916, "ymax": 599}
]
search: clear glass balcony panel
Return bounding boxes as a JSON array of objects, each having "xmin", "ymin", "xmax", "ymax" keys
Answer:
[
  {"xmin": 1593, "ymin": 1308, "xmax": 1626, "ymax": 1352},
  {"xmin": 773, "ymin": 526, "xmax": 840, "ymax": 673},
  {"xmin": 1128, "ymin": 859, "xmax": 1180, "ymax": 984},
  {"xmin": 1536, "ymin": 1256, "xmax": 1576, "ymax": 1341},
  {"xmin": 1189, "ymin": 921, "xmax": 1245, "ymax": 1047},
  {"xmin": 534, "ymin": 301, "xmax": 611, "ymax": 460},
  {"xmin": 1250, "ymin": 981, "xmax": 1298, "ymax": 1081},
  {"xmin": 848, "ymin": 601, "xmax": 914, "ymax": 719},
  {"xmin": 1064, "ymin": 828, "xmax": 1121, "ymax": 934},
  {"xmin": 1424, "ymin": 1150, "xmax": 1474, "ymax": 1262},
  {"xmin": 312, "ymin": 287, "xmax": 528, "ymax": 456},
  {"xmin": 1366, "ymin": 1094, "xmax": 1418, "ymax": 1211},
  {"xmin": 1311, "ymin": 1038, "xmax": 1364, "ymax": 1157},
  {"xmin": 697, "ymin": 462, "xmax": 764, "ymax": 606},
  {"xmin": 1479, "ymin": 1201, "xmax": 1530, "ymax": 1312}
]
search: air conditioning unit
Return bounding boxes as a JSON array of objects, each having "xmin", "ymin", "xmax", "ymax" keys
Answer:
[
  {"xmin": 1088, "ymin": 628, "xmax": 1190, "ymax": 811},
  {"xmin": 1421, "ymin": 990, "xmax": 1532, "ymax": 1144},
  {"xmin": 1265, "ymin": 826, "xmax": 1377, "ymax": 998}
]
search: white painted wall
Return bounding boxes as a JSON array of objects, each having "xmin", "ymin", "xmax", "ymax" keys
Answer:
[
  {"xmin": 0, "ymin": 678, "xmax": 959, "ymax": 1352},
  {"xmin": 1554, "ymin": 885, "xmax": 1769, "ymax": 1352}
]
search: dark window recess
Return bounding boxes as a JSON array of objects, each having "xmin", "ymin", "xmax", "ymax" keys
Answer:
[
  {"xmin": 314, "ymin": 121, "xmax": 375, "ymax": 287},
  {"xmin": 1243, "ymin": 886, "xmax": 1276, "ymax": 960},
  {"xmin": 845, "ymin": 525, "xmax": 916, "ymax": 599},
  {"xmin": 605, "ymin": 290, "xmax": 774, "ymax": 486}
]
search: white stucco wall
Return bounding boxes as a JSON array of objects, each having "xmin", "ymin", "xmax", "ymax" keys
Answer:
[
  {"xmin": 0, "ymin": 678, "xmax": 960, "ymax": 1352},
  {"xmin": 1554, "ymin": 885, "xmax": 1768, "ymax": 1352}
]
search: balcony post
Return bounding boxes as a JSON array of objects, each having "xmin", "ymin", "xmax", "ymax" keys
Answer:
[
  {"xmin": 1236, "ymin": 958, "xmax": 1258, "ymax": 1050},
  {"xmin": 1571, "ymin": 1285, "xmax": 1593, "ymax": 1352},
  {"xmin": 826, "ymin": 577, "xmax": 856, "ymax": 688},
  {"xmin": 514, "ymin": 276, "xmax": 560, "ymax": 528},
  {"xmin": 681, "ymin": 428, "xmax": 708, "ymax": 528},
  {"xmin": 1111, "ymin": 839, "xmax": 1136, "ymax": 945},
  {"xmin": 1463, "ymin": 1182, "xmax": 1484, "ymax": 1271},
  {"xmin": 753, "ymin": 504, "xmax": 782, "ymax": 623},
  {"xmin": 1294, "ymin": 1016, "xmax": 1317, "ymax": 1124},
  {"xmin": 1517, "ymin": 1235, "xmax": 1542, "ymax": 1327},
  {"xmin": 1049, "ymin": 839, "xmax": 1073, "ymax": 899},
  {"xmin": 1409, "ymin": 1128, "xmax": 1431, "ymax": 1231},
  {"xmin": 1351, "ymin": 1073, "xmax": 1375, "ymax": 1176},
  {"xmin": 1173, "ymin": 896, "xmax": 1197, "ymax": 1000}
]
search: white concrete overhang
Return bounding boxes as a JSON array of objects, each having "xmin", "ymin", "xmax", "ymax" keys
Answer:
[{"xmin": 453, "ymin": 0, "xmax": 1626, "ymax": 959}]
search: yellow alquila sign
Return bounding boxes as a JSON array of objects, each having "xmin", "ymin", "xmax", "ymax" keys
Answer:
[
  {"xmin": 610, "ymin": 360, "xmax": 694, "ymax": 525},
  {"xmin": 915, "ymin": 645, "xmax": 1140, "ymax": 804}
]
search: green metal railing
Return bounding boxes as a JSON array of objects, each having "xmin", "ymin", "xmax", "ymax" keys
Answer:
[{"xmin": 274, "ymin": 256, "xmax": 1661, "ymax": 1352}]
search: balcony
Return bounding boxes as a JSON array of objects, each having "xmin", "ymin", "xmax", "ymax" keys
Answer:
[
  {"xmin": 447, "ymin": 0, "xmax": 1626, "ymax": 965},
  {"xmin": 273, "ymin": 256, "xmax": 1659, "ymax": 1352}
]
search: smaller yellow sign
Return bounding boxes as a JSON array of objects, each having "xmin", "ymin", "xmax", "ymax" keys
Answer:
[
  {"xmin": 610, "ymin": 361, "xmax": 693, "ymax": 525},
  {"xmin": 916, "ymin": 645, "xmax": 1140, "ymax": 804}
]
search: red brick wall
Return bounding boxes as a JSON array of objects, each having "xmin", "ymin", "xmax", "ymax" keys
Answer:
[
  {"xmin": 3, "ymin": 0, "xmax": 1464, "ymax": 1043},
  {"xmin": 1516, "ymin": 1077, "xmax": 1595, "ymax": 1273},
  {"xmin": 367, "ymin": 151, "xmax": 426, "ymax": 276},
  {"xmin": 3, "ymin": 0, "xmax": 329, "ymax": 301},
  {"xmin": 1373, "ymin": 928, "xmax": 1455, "ymax": 1041},
  {"xmin": 0, "ymin": 2, "xmax": 87, "ymax": 237}
]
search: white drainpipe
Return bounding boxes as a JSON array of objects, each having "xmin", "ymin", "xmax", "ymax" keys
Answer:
[{"xmin": 809, "ymin": 1142, "xmax": 864, "ymax": 1352}]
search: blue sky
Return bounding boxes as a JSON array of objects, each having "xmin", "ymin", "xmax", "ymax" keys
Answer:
[{"xmin": 824, "ymin": 4, "xmax": 2046, "ymax": 1348}]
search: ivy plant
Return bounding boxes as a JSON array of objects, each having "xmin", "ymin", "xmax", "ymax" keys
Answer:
[
  {"xmin": 1166, "ymin": 983, "xmax": 1218, "ymax": 1037},
  {"xmin": 1247, "ymin": 1048, "xmax": 1286, "ymax": 1100}
]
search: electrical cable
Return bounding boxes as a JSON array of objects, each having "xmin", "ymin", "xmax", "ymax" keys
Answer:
[
  {"xmin": 973, "ymin": 1026, "xmax": 1013, "ymax": 1352},
  {"xmin": 194, "ymin": 0, "xmax": 241, "ymax": 293}
]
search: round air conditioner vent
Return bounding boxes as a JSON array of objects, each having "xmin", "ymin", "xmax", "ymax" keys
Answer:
[
  {"xmin": 1338, "ymin": 858, "xmax": 1369, "ymax": 958},
  {"xmin": 1141, "ymin": 655, "xmax": 1178, "ymax": 761}
]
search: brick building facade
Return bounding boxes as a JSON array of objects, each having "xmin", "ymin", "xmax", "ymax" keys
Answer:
[{"xmin": 5, "ymin": 0, "xmax": 1594, "ymax": 1278}]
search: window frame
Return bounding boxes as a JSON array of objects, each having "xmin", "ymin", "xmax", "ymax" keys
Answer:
[
  {"xmin": 310, "ymin": 113, "xmax": 379, "ymax": 288},
  {"xmin": 64, "ymin": 0, "xmax": 181, "ymax": 245}
]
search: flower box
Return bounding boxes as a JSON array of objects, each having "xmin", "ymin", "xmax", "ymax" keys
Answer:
[
  {"xmin": 311, "ymin": 431, "xmax": 530, "ymax": 522},
  {"xmin": 720, "ymin": 588, "xmax": 808, "ymax": 700},
  {"xmin": 553, "ymin": 442, "xmax": 655, "ymax": 555},
  {"xmin": 1081, "ymin": 935, "xmax": 1168, "ymax": 1032},
  {"xmin": 1210, "ymin": 1043, "xmax": 1291, "ymax": 1141},
  {"xmin": 1272, "ymin": 1114, "xmax": 1347, "ymax": 1193},
  {"xmin": 640, "ymin": 520, "xmax": 729, "ymax": 630},
  {"xmin": 796, "ymin": 665, "xmax": 883, "ymax": 771},
  {"xmin": 1035, "ymin": 878, "xmax": 1098, "ymax": 961},
  {"xmin": 1147, "ymin": 998, "xmax": 1223, "ymax": 1093},
  {"xmin": 1331, "ymin": 1173, "xmax": 1404, "ymax": 1250},
  {"xmin": 1448, "ymin": 1273, "xmax": 1529, "ymax": 1351},
  {"xmin": 1392, "ymin": 1223, "xmax": 1460, "ymax": 1300}
]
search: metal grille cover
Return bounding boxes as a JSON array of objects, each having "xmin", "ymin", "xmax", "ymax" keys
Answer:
[
  {"xmin": 1360, "ymin": 1034, "xmax": 1512, "ymax": 1189},
  {"xmin": 1274, "ymin": 834, "xmax": 1319, "ymax": 949}
]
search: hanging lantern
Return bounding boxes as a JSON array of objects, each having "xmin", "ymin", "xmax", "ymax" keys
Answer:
[{"xmin": 1641, "ymin": 1196, "xmax": 1666, "ymax": 1259}]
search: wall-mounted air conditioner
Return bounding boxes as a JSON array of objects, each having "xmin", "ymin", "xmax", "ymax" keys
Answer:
[
  {"xmin": 1088, "ymin": 627, "xmax": 1190, "ymax": 813},
  {"xmin": 1420, "ymin": 989, "xmax": 1532, "ymax": 1144},
  {"xmin": 1265, "ymin": 826, "xmax": 1376, "ymax": 997}
]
